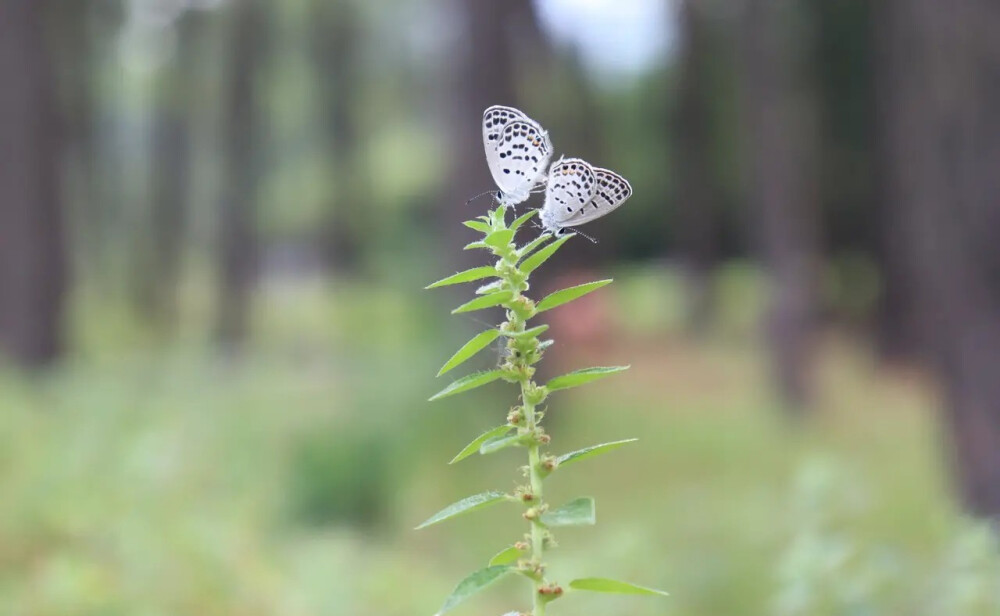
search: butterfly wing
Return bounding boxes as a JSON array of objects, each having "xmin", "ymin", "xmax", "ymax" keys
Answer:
[
  {"xmin": 542, "ymin": 158, "xmax": 599, "ymax": 225},
  {"xmin": 487, "ymin": 120, "xmax": 553, "ymax": 203},
  {"xmin": 557, "ymin": 166, "xmax": 632, "ymax": 227},
  {"xmin": 482, "ymin": 105, "xmax": 530, "ymax": 152}
]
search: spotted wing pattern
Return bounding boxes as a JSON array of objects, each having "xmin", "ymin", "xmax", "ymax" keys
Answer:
[
  {"xmin": 542, "ymin": 158, "xmax": 598, "ymax": 225},
  {"xmin": 558, "ymin": 166, "xmax": 632, "ymax": 227},
  {"xmin": 486, "ymin": 120, "xmax": 553, "ymax": 202},
  {"xmin": 482, "ymin": 105, "xmax": 530, "ymax": 152}
]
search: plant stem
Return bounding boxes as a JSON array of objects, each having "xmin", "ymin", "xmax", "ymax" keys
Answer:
[{"xmin": 523, "ymin": 378, "xmax": 546, "ymax": 616}]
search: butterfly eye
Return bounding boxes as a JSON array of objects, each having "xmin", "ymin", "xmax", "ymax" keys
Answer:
[{"xmin": 496, "ymin": 190, "xmax": 503, "ymax": 200}]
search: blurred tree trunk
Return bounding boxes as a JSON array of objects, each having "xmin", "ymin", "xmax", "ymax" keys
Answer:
[
  {"xmin": 674, "ymin": 0, "xmax": 722, "ymax": 334},
  {"xmin": 0, "ymin": 0, "xmax": 68, "ymax": 367},
  {"xmin": 216, "ymin": 0, "xmax": 265, "ymax": 351},
  {"xmin": 739, "ymin": 0, "xmax": 821, "ymax": 411},
  {"xmin": 878, "ymin": 0, "xmax": 1000, "ymax": 519},
  {"xmin": 311, "ymin": 0, "xmax": 367, "ymax": 273},
  {"xmin": 142, "ymin": 11, "xmax": 202, "ymax": 330},
  {"xmin": 444, "ymin": 0, "xmax": 535, "ymax": 260}
]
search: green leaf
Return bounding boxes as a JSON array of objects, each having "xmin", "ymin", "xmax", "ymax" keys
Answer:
[
  {"xmin": 515, "ymin": 234, "xmax": 552, "ymax": 261},
  {"xmin": 463, "ymin": 240, "xmax": 490, "ymax": 251},
  {"xmin": 450, "ymin": 425, "xmax": 513, "ymax": 464},
  {"xmin": 438, "ymin": 329, "xmax": 501, "ymax": 377},
  {"xmin": 568, "ymin": 578, "xmax": 669, "ymax": 597},
  {"xmin": 488, "ymin": 545, "xmax": 522, "ymax": 566},
  {"xmin": 546, "ymin": 366, "xmax": 630, "ymax": 392},
  {"xmin": 415, "ymin": 491, "xmax": 509, "ymax": 530},
  {"xmin": 475, "ymin": 280, "xmax": 504, "ymax": 295},
  {"xmin": 519, "ymin": 233, "xmax": 573, "ymax": 274},
  {"xmin": 540, "ymin": 497, "xmax": 595, "ymax": 527},
  {"xmin": 429, "ymin": 370, "xmax": 503, "ymax": 401},
  {"xmin": 435, "ymin": 566, "xmax": 515, "ymax": 615},
  {"xmin": 502, "ymin": 324, "xmax": 549, "ymax": 339},
  {"xmin": 536, "ymin": 279, "xmax": 613, "ymax": 312},
  {"xmin": 479, "ymin": 433, "xmax": 524, "ymax": 455},
  {"xmin": 555, "ymin": 439, "xmax": 638, "ymax": 470},
  {"xmin": 452, "ymin": 291, "xmax": 514, "ymax": 314},
  {"xmin": 484, "ymin": 228, "xmax": 515, "ymax": 248},
  {"xmin": 463, "ymin": 220, "xmax": 491, "ymax": 233},
  {"xmin": 426, "ymin": 266, "xmax": 497, "ymax": 289},
  {"xmin": 509, "ymin": 209, "xmax": 538, "ymax": 231}
]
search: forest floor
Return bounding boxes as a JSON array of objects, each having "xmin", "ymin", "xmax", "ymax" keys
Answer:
[{"xmin": 0, "ymin": 266, "xmax": 996, "ymax": 615}]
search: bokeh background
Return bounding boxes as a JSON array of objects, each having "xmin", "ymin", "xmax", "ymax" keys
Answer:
[{"xmin": 2, "ymin": 0, "xmax": 1000, "ymax": 614}]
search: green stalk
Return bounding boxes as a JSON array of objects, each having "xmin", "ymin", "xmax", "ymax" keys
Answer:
[{"xmin": 524, "ymin": 384, "xmax": 546, "ymax": 616}]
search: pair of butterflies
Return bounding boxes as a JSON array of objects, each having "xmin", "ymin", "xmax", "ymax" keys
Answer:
[{"xmin": 482, "ymin": 105, "xmax": 632, "ymax": 236}]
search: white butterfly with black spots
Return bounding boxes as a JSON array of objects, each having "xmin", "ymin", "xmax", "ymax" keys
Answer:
[
  {"xmin": 482, "ymin": 105, "xmax": 553, "ymax": 207},
  {"xmin": 539, "ymin": 157, "xmax": 633, "ymax": 235}
]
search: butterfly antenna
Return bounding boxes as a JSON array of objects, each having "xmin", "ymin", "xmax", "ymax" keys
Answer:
[
  {"xmin": 574, "ymin": 228, "xmax": 599, "ymax": 244},
  {"xmin": 466, "ymin": 189, "xmax": 499, "ymax": 205}
]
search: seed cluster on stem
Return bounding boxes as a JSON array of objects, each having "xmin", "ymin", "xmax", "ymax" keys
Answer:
[{"xmin": 421, "ymin": 205, "xmax": 667, "ymax": 616}]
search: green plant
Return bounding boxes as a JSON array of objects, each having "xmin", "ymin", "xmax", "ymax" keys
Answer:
[{"xmin": 420, "ymin": 205, "xmax": 668, "ymax": 615}]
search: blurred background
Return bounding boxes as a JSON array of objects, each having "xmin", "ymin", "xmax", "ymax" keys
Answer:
[{"xmin": 2, "ymin": 0, "xmax": 1000, "ymax": 614}]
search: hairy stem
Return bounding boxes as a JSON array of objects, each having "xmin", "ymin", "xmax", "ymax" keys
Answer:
[{"xmin": 523, "ymin": 379, "xmax": 546, "ymax": 616}]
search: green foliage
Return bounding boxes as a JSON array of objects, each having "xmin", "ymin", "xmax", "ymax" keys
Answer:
[
  {"xmin": 451, "ymin": 291, "xmax": 515, "ymax": 314},
  {"xmin": 489, "ymin": 545, "xmax": 524, "ymax": 566},
  {"xmin": 426, "ymin": 266, "xmax": 498, "ymax": 289},
  {"xmin": 428, "ymin": 370, "xmax": 504, "ymax": 401},
  {"xmin": 450, "ymin": 425, "xmax": 513, "ymax": 464},
  {"xmin": 546, "ymin": 365, "xmax": 631, "ymax": 392},
  {"xmin": 569, "ymin": 578, "xmax": 669, "ymax": 596},
  {"xmin": 555, "ymin": 438, "xmax": 639, "ymax": 470},
  {"xmin": 540, "ymin": 497, "xmax": 596, "ymax": 527},
  {"xmin": 519, "ymin": 233, "xmax": 572, "ymax": 274},
  {"xmin": 437, "ymin": 329, "xmax": 500, "ymax": 376},
  {"xmin": 536, "ymin": 279, "xmax": 613, "ymax": 312},
  {"xmin": 423, "ymin": 205, "xmax": 662, "ymax": 615},
  {"xmin": 435, "ymin": 566, "xmax": 515, "ymax": 616},
  {"xmin": 415, "ymin": 491, "xmax": 511, "ymax": 530}
]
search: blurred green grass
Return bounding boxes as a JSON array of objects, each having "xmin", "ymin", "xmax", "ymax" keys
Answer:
[{"xmin": 1, "ymin": 265, "xmax": 997, "ymax": 615}]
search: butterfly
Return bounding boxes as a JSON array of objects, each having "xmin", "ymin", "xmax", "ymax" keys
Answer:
[
  {"xmin": 539, "ymin": 157, "xmax": 633, "ymax": 236},
  {"xmin": 482, "ymin": 105, "xmax": 553, "ymax": 208}
]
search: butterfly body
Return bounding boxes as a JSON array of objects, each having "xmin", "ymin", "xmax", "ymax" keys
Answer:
[
  {"xmin": 539, "ymin": 157, "xmax": 633, "ymax": 235},
  {"xmin": 482, "ymin": 105, "xmax": 553, "ymax": 207}
]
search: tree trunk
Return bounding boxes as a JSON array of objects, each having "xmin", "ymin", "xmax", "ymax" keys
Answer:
[
  {"xmin": 145, "ymin": 11, "xmax": 201, "ymax": 330},
  {"xmin": 674, "ymin": 0, "xmax": 722, "ymax": 334},
  {"xmin": 739, "ymin": 0, "xmax": 821, "ymax": 411},
  {"xmin": 311, "ymin": 0, "xmax": 367, "ymax": 273},
  {"xmin": 216, "ymin": 0, "xmax": 265, "ymax": 351},
  {"xmin": 0, "ymin": 0, "xmax": 68, "ymax": 368},
  {"xmin": 878, "ymin": 0, "xmax": 1000, "ymax": 518}
]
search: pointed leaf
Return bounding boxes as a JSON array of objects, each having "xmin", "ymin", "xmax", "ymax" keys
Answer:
[
  {"xmin": 415, "ymin": 491, "xmax": 509, "ymax": 530},
  {"xmin": 463, "ymin": 241, "xmax": 490, "ymax": 251},
  {"xmin": 546, "ymin": 366, "xmax": 630, "ymax": 392},
  {"xmin": 484, "ymin": 229, "xmax": 515, "ymax": 249},
  {"xmin": 450, "ymin": 425, "xmax": 513, "ymax": 464},
  {"xmin": 509, "ymin": 209, "xmax": 538, "ymax": 231},
  {"xmin": 556, "ymin": 439, "xmax": 638, "ymax": 470},
  {"xmin": 429, "ymin": 370, "xmax": 503, "ymax": 401},
  {"xmin": 475, "ymin": 280, "xmax": 504, "ymax": 295},
  {"xmin": 463, "ymin": 220, "xmax": 491, "ymax": 233},
  {"xmin": 438, "ymin": 329, "xmax": 501, "ymax": 376},
  {"xmin": 452, "ymin": 291, "xmax": 514, "ymax": 314},
  {"xmin": 502, "ymin": 324, "xmax": 549, "ymax": 339},
  {"xmin": 488, "ymin": 545, "xmax": 523, "ymax": 567},
  {"xmin": 426, "ymin": 266, "xmax": 498, "ymax": 289},
  {"xmin": 515, "ymin": 233, "xmax": 552, "ymax": 261},
  {"xmin": 536, "ymin": 279, "xmax": 612, "ymax": 312},
  {"xmin": 568, "ymin": 578, "xmax": 669, "ymax": 597},
  {"xmin": 435, "ymin": 566, "xmax": 515, "ymax": 615},
  {"xmin": 520, "ymin": 233, "xmax": 574, "ymax": 274},
  {"xmin": 540, "ymin": 497, "xmax": 595, "ymax": 527},
  {"xmin": 479, "ymin": 433, "xmax": 525, "ymax": 455}
]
